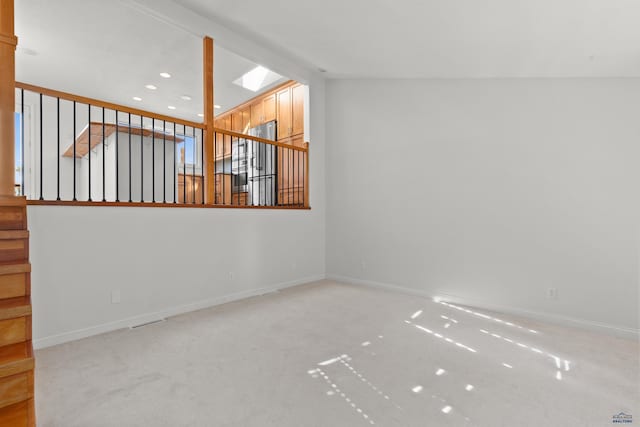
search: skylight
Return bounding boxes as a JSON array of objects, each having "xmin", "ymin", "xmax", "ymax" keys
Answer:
[{"xmin": 233, "ymin": 66, "xmax": 283, "ymax": 92}]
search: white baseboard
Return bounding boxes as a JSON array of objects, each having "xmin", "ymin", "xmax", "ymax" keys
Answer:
[
  {"xmin": 34, "ymin": 274, "xmax": 325, "ymax": 350},
  {"xmin": 327, "ymin": 274, "xmax": 639, "ymax": 341}
]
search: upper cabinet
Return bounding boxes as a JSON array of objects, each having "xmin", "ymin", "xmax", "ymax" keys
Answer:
[
  {"xmin": 263, "ymin": 94, "xmax": 276, "ymax": 123},
  {"xmin": 241, "ymin": 107, "xmax": 250, "ymax": 133},
  {"xmin": 276, "ymin": 87, "xmax": 292, "ymax": 141},
  {"xmin": 276, "ymin": 83, "xmax": 304, "ymax": 141},
  {"xmin": 250, "ymin": 94, "xmax": 276, "ymax": 126},
  {"xmin": 250, "ymin": 100, "xmax": 263, "ymax": 127},
  {"xmin": 215, "ymin": 81, "xmax": 304, "ymax": 142},
  {"xmin": 230, "ymin": 107, "xmax": 250, "ymax": 133},
  {"xmin": 291, "ymin": 84, "xmax": 304, "ymax": 137},
  {"xmin": 215, "ymin": 115, "xmax": 231, "ymax": 131},
  {"xmin": 214, "ymin": 115, "xmax": 232, "ymax": 158}
]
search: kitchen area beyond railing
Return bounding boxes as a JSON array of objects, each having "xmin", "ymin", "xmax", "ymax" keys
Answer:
[{"xmin": 14, "ymin": 83, "xmax": 309, "ymax": 208}]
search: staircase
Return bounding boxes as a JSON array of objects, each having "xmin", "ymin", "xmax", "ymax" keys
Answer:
[{"xmin": 0, "ymin": 196, "xmax": 35, "ymax": 426}]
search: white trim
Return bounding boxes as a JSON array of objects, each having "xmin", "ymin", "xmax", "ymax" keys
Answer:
[
  {"xmin": 34, "ymin": 274, "xmax": 325, "ymax": 349},
  {"xmin": 327, "ymin": 274, "xmax": 639, "ymax": 341}
]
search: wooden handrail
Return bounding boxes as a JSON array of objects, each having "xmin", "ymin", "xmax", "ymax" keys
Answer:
[
  {"xmin": 15, "ymin": 82, "xmax": 206, "ymax": 129},
  {"xmin": 212, "ymin": 127, "xmax": 308, "ymax": 152}
]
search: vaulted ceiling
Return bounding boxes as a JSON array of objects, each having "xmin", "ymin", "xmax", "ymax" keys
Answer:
[
  {"xmin": 14, "ymin": 0, "xmax": 640, "ymax": 121},
  {"xmin": 176, "ymin": 0, "xmax": 640, "ymax": 78}
]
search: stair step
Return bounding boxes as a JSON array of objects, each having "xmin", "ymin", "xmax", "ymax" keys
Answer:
[
  {"xmin": 0, "ymin": 263, "xmax": 30, "ymax": 276},
  {"xmin": 0, "ymin": 231, "xmax": 29, "ymax": 240},
  {"xmin": 0, "ymin": 342, "xmax": 33, "ymax": 379},
  {"xmin": 0, "ymin": 317, "xmax": 28, "ymax": 347},
  {"xmin": 0, "ymin": 371, "xmax": 33, "ymax": 410},
  {"xmin": 0, "ymin": 264, "xmax": 29, "ymax": 299},
  {"xmin": 0, "ymin": 197, "xmax": 26, "ymax": 208},
  {"xmin": 0, "ymin": 297, "xmax": 31, "ymax": 322},
  {"xmin": 0, "ymin": 399, "xmax": 33, "ymax": 427},
  {"xmin": 0, "ymin": 206, "xmax": 27, "ymax": 230},
  {"xmin": 0, "ymin": 231, "xmax": 29, "ymax": 264}
]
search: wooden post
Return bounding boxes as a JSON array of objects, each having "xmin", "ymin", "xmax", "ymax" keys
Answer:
[
  {"xmin": 304, "ymin": 142, "xmax": 309, "ymax": 208},
  {"xmin": 203, "ymin": 36, "xmax": 214, "ymax": 204},
  {"xmin": 0, "ymin": 0, "xmax": 17, "ymax": 197}
]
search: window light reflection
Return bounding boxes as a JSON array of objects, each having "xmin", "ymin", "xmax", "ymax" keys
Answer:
[{"xmin": 438, "ymin": 301, "xmax": 539, "ymax": 334}]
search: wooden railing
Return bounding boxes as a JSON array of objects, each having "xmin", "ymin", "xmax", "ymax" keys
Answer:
[{"xmin": 15, "ymin": 83, "xmax": 309, "ymax": 209}]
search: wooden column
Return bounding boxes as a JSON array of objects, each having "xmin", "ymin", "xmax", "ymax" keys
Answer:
[
  {"xmin": 304, "ymin": 143, "xmax": 309, "ymax": 208},
  {"xmin": 0, "ymin": 0, "xmax": 17, "ymax": 196},
  {"xmin": 203, "ymin": 36, "xmax": 214, "ymax": 204}
]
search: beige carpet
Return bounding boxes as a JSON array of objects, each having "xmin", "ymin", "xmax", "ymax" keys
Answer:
[{"xmin": 36, "ymin": 280, "xmax": 638, "ymax": 426}]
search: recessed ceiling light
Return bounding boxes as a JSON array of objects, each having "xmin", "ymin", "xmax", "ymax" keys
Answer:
[
  {"xmin": 132, "ymin": 96, "xmax": 142, "ymax": 101},
  {"xmin": 145, "ymin": 84, "xmax": 157, "ymax": 90},
  {"xmin": 197, "ymin": 113, "xmax": 204, "ymax": 117},
  {"xmin": 180, "ymin": 95, "xmax": 192, "ymax": 101},
  {"xmin": 160, "ymin": 72, "xmax": 171, "ymax": 78},
  {"xmin": 168, "ymin": 105, "xmax": 176, "ymax": 110},
  {"xmin": 214, "ymin": 104, "xmax": 221, "ymax": 109}
]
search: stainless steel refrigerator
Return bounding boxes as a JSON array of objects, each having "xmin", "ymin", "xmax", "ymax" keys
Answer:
[{"xmin": 247, "ymin": 120, "xmax": 277, "ymax": 206}]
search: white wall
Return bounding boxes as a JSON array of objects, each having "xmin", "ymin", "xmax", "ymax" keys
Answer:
[
  {"xmin": 29, "ymin": 206, "xmax": 324, "ymax": 348},
  {"xmin": 326, "ymin": 78, "xmax": 639, "ymax": 335}
]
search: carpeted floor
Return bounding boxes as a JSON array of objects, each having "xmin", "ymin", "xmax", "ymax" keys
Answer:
[{"xmin": 35, "ymin": 280, "xmax": 638, "ymax": 426}]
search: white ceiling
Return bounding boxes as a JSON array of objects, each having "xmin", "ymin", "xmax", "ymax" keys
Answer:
[
  {"xmin": 175, "ymin": 0, "xmax": 640, "ymax": 78},
  {"xmin": 14, "ymin": 0, "xmax": 640, "ymax": 118},
  {"xmin": 14, "ymin": 0, "xmax": 287, "ymax": 121}
]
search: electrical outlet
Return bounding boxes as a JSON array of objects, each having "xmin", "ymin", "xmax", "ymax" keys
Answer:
[
  {"xmin": 546, "ymin": 288, "xmax": 557, "ymax": 299},
  {"xmin": 111, "ymin": 290, "xmax": 121, "ymax": 304}
]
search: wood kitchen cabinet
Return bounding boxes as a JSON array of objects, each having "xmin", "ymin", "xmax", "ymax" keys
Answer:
[
  {"xmin": 214, "ymin": 115, "xmax": 231, "ymax": 130},
  {"xmin": 250, "ymin": 100, "xmax": 263, "ymax": 127},
  {"xmin": 231, "ymin": 111, "xmax": 243, "ymax": 133},
  {"xmin": 232, "ymin": 192, "xmax": 249, "ymax": 206},
  {"xmin": 276, "ymin": 134, "xmax": 306, "ymax": 206},
  {"xmin": 215, "ymin": 81, "xmax": 302, "ymax": 140},
  {"xmin": 276, "ymin": 84, "xmax": 304, "ymax": 140},
  {"xmin": 291, "ymin": 84, "xmax": 304, "ymax": 136},
  {"xmin": 214, "ymin": 173, "xmax": 231, "ymax": 205},
  {"xmin": 250, "ymin": 93, "xmax": 277, "ymax": 127},
  {"xmin": 263, "ymin": 94, "xmax": 276, "ymax": 123},
  {"xmin": 241, "ymin": 108, "xmax": 250, "ymax": 132},
  {"xmin": 215, "ymin": 129, "xmax": 231, "ymax": 159},
  {"xmin": 276, "ymin": 87, "xmax": 292, "ymax": 141},
  {"xmin": 231, "ymin": 108, "xmax": 251, "ymax": 134},
  {"xmin": 214, "ymin": 116, "xmax": 232, "ymax": 159},
  {"xmin": 178, "ymin": 174, "xmax": 204, "ymax": 204}
]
